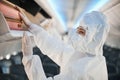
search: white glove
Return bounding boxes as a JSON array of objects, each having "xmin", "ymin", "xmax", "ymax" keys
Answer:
[
  {"xmin": 19, "ymin": 12, "xmax": 40, "ymax": 32},
  {"xmin": 22, "ymin": 32, "xmax": 33, "ymax": 56},
  {"xmin": 19, "ymin": 12, "xmax": 32, "ymax": 27}
]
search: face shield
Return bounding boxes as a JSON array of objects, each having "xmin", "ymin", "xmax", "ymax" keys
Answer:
[{"xmin": 68, "ymin": 11, "xmax": 110, "ymax": 56}]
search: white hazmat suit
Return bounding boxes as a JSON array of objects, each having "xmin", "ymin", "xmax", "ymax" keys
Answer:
[{"xmin": 22, "ymin": 11, "xmax": 110, "ymax": 80}]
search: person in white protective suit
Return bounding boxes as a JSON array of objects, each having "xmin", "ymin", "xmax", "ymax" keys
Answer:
[{"xmin": 21, "ymin": 11, "xmax": 110, "ymax": 80}]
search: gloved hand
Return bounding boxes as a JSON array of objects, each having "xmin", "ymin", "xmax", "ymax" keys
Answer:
[
  {"xmin": 18, "ymin": 7, "xmax": 44, "ymax": 32},
  {"xmin": 19, "ymin": 12, "xmax": 32, "ymax": 27},
  {"xmin": 15, "ymin": 6, "xmax": 32, "ymax": 27},
  {"xmin": 22, "ymin": 32, "xmax": 33, "ymax": 56},
  {"xmin": 19, "ymin": 12, "xmax": 40, "ymax": 32}
]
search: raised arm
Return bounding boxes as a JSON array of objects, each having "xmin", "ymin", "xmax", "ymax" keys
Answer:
[
  {"xmin": 22, "ymin": 32, "xmax": 53, "ymax": 80},
  {"xmin": 20, "ymin": 12, "xmax": 75, "ymax": 66},
  {"xmin": 30, "ymin": 23, "xmax": 74, "ymax": 66}
]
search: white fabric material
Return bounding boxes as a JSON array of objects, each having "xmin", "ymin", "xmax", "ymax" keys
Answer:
[
  {"xmin": 22, "ymin": 11, "xmax": 109, "ymax": 80},
  {"xmin": 22, "ymin": 55, "xmax": 53, "ymax": 80},
  {"xmin": 68, "ymin": 11, "xmax": 110, "ymax": 56},
  {"xmin": 22, "ymin": 32, "xmax": 33, "ymax": 57},
  {"xmin": 22, "ymin": 32, "xmax": 53, "ymax": 80}
]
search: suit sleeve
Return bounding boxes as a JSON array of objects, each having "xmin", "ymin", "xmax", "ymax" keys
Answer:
[
  {"xmin": 22, "ymin": 55, "xmax": 53, "ymax": 80},
  {"xmin": 29, "ymin": 24, "xmax": 75, "ymax": 67}
]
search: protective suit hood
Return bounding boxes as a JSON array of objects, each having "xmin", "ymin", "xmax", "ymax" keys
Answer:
[{"xmin": 68, "ymin": 11, "xmax": 110, "ymax": 56}]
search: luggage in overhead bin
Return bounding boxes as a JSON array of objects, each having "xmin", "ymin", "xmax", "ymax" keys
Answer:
[
  {"xmin": 0, "ymin": 0, "xmax": 26, "ymax": 30},
  {"xmin": 0, "ymin": 1, "xmax": 20, "ymax": 20},
  {"xmin": 6, "ymin": 21, "xmax": 23, "ymax": 30}
]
